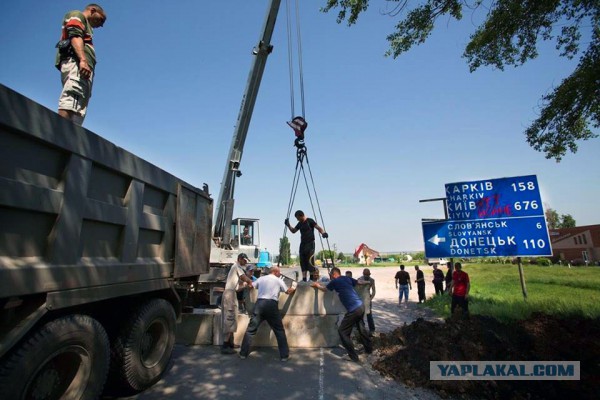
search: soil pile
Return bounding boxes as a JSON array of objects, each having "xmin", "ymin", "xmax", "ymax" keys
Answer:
[{"xmin": 372, "ymin": 313, "xmax": 600, "ymax": 399}]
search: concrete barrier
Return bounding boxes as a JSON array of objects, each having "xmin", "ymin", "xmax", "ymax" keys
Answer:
[
  {"xmin": 176, "ymin": 281, "xmax": 372, "ymax": 348},
  {"xmin": 176, "ymin": 308, "xmax": 218, "ymax": 345}
]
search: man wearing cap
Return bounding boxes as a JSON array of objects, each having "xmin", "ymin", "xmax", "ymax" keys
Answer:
[
  {"xmin": 239, "ymin": 266, "xmax": 296, "ymax": 361},
  {"xmin": 221, "ymin": 253, "xmax": 254, "ymax": 354},
  {"xmin": 236, "ymin": 264, "xmax": 257, "ymax": 313}
]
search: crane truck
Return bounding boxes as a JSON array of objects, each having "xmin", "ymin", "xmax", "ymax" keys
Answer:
[{"xmin": 0, "ymin": 1, "xmax": 282, "ymax": 398}]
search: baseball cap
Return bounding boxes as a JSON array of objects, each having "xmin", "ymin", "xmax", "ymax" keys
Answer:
[
  {"xmin": 246, "ymin": 265, "xmax": 255, "ymax": 272},
  {"xmin": 238, "ymin": 253, "xmax": 250, "ymax": 262}
]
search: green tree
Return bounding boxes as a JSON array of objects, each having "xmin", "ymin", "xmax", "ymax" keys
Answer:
[
  {"xmin": 545, "ymin": 207, "xmax": 576, "ymax": 228},
  {"xmin": 279, "ymin": 236, "xmax": 291, "ymax": 265},
  {"xmin": 322, "ymin": 0, "xmax": 599, "ymax": 161},
  {"xmin": 559, "ymin": 213, "xmax": 576, "ymax": 228},
  {"xmin": 337, "ymin": 252, "xmax": 346, "ymax": 262},
  {"xmin": 545, "ymin": 207, "xmax": 560, "ymax": 229},
  {"xmin": 316, "ymin": 250, "xmax": 337, "ymax": 260}
]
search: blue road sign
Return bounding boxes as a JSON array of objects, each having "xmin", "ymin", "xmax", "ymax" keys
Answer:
[
  {"xmin": 422, "ymin": 216, "xmax": 552, "ymax": 257},
  {"xmin": 423, "ymin": 175, "xmax": 552, "ymax": 258},
  {"xmin": 445, "ymin": 175, "xmax": 544, "ymax": 221}
]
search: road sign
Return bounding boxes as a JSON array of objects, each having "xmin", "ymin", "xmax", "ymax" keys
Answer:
[
  {"xmin": 423, "ymin": 216, "xmax": 552, "ymax": 257},
  {"xmin": 445, "ymin": 175, "xmax": 544, "ymax": 221},
  {"xmin": 423, "ymin": 175, "xmax": 552, "ymax": 258}
]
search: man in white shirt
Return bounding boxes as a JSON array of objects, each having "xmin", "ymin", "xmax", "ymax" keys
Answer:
[
  {"xmin": 239, "ymin": 266, "xmax": 296, "ymax": 361},
  {"xmin": 221, "ymin": 253, "xmax": 254, "ymax": 354}
]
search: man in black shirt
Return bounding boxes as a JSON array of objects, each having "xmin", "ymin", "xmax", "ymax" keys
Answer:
[
  {"xmin": 394, "ymin": 265, "xmax": 411, "ymax": 307},
  {"xmin": 285, "ymin": 210, "xmax": 327, "ymax": 282},
  {"xmin": 445, "ymin": 262, "xmax": 453, "ymax": 293},
  {"xmin": 414, "ymin": 265, "xmax": 425, "ymax": 303}
]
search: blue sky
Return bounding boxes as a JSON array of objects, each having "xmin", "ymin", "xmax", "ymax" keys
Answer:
[{"xmin": 1, "ymin": 1, "xmax": 598, "ymax": 256}]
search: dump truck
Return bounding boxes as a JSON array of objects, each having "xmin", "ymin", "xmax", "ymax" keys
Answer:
[
  {"xmin": 0, "ymin": 83, "xmax": 213, "ymax": 398},
  {"xmin": 0, "ymin": 1, "xmax": 283, "ymax": 398}
]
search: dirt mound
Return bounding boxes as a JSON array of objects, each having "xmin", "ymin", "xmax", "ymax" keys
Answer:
[{"xmin": 372, "ymin": 313, "xmax": 600, "ymax": 399}]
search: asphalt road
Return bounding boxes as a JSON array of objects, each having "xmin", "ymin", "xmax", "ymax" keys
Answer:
[{"xmin": 114, "ymin": 266, "xmax": 444, "ymax": 400}]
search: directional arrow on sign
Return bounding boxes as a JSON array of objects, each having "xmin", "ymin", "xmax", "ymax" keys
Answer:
[{"xmin": 428, "ymin": 234, "xmax": 446, "ymax": 246}]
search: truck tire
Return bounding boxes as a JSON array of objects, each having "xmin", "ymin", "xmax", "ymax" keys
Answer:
[
  {"xmin": 109, "ymin": 298, "xmax": 176, "ymax": 393},
  {"xmin": 0, "ymin": 314, "xmax": 109, "ymax": 400}
]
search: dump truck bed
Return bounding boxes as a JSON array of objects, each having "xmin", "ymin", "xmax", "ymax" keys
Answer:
[{"xmin": 0, "ymin": 84, "xmax": 212, "ymax": 299}]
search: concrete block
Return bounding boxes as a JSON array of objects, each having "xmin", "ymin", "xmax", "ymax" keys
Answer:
[
  {"xmin": 244, "ymin": 283, "xmax": 346, "ymax": 315},
  {"xmin": 243, "ymin": 281, "xmax": 372, "ymax": 315},
  {"xmin": 213, "ymin": 311, "xmax": 341, "ymax": 347},
  {"xmin": 174, "ymin": 310, "xmax": 343, "ymax": 347},
  {"xmin": 176, "ymin": 308, "xmax": 219, "ymax": 345},
  {"xmin": 212, "ymin": 310, "xmax": 245, "ymax": 347},
  {"xmin": 178, "ymin": 283, "xmax": 372, "ymax": 347}
]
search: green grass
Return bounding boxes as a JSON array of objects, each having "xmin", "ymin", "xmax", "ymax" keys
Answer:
[{"xmin": 425, "ymin": 263, "xmax": 600, "ymax": 321}]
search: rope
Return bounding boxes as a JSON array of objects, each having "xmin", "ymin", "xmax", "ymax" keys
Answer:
[
  {"xmin": 285, "ymin": 0, "xmax": 295, "ymax": 119},
  {"xmin": 295, "ymin": 0, "xmax": 306, "ymax": 118},
  {"xmin": 283, "ymin": 142, "xmax": 335, "ymax": 274},
  {"xmin": 281, "ymin": 0, "xmax": 334, "ymax": 274},
  {"xmin": 285, "ymin": 0, "xmax": 306, "ymax": 119}
]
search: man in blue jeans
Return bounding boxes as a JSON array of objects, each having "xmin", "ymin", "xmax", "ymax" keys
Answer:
[
  {"xmin": 395, "ymin": 264, "xmax": 411, "ymax": 308},
  {"xmin": 239, "ymin": 266, "xmax": 296, "ymax": 361},
  {"xmin": 312, "ymin": 267, "xmax": 372, "ymax": 362}
]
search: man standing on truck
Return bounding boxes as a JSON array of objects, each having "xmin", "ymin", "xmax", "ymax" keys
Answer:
[
  {"xmin": 55, "ymin": 4, "xmax": 107, "ymax": 126},
  {"xmin": 221, "ymin": 253, "xmax": 254, "ymax": 354},
  {"xmin": 285, "ymin": 210, "xmax": 328, "ymax": 282}
]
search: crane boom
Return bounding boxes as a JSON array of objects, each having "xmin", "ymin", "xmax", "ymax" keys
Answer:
[{"xmin": 213, "ymin": 0, "xmax": 282, "ymax": 247}]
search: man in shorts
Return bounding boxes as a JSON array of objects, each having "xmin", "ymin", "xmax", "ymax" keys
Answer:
[
  {"xmin": 221, "ymin": 253, "xmax": 254, "ymax": 354},
  {"xmin": 285, "ymin": 210, "xmax": 328, "ymax": 282},
  {"xmin": 56, "ymin": 4, "xmax": 107, "ymax": 125}
]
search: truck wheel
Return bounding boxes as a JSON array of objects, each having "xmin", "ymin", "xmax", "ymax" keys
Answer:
[
  {"xmin": 110, "ymin": 299, "xmax": 176, "ymax": 393},
  {"xmin": 0, "ymin": 314, "xmax": 109, "ymax": 400}
]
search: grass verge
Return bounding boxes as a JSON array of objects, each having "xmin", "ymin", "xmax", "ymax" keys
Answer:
[{"xmin": 425, "ymin": 263, "xmax": 600, "ymax": 321}]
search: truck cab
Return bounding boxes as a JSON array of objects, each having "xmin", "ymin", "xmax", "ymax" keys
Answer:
[
  {"xmin": 210, "ymin": 218, "xmax": 260, "ymax": 265},
  {"xmin": 230, "ymin": 218, "xmax": 260, "ymax": 255}
]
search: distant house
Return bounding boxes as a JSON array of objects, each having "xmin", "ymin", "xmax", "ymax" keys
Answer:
[
  {"xmin": 549, "ymin": 224, "xmax": 600, "ymax": 265},
  {"xmin": 354, "ymin": 243, "xmax": 380, "ymax": 265}
]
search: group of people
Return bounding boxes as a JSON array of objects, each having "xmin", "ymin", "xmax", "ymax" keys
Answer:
[
  {"xmin": 220, "ymin": 205, "xmax": 471, "ymax": 364},
  {"xmin": 394, "ymin": 262, "xmax": 470, "ymax": 315},
  {"xmin": 221, "ymin": 209, "xmax": 377, "ymax": 363},
  {"xmin": 221, "ymin": 256, "xmax": 374, "ymax": 363}
]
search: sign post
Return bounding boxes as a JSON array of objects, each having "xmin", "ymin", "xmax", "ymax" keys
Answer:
[
  {"xmin": 517, "ymin": 257, "xmax": 528, "ymax": 300},
  {"xmin": 422, "ymin": 175, "xmax": 551, "ymax": 300}
]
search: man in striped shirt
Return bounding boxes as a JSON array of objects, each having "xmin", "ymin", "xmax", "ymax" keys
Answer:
[{"xmin": 56, "ymin": 4, "xmax": 107, "ymax": 125}]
